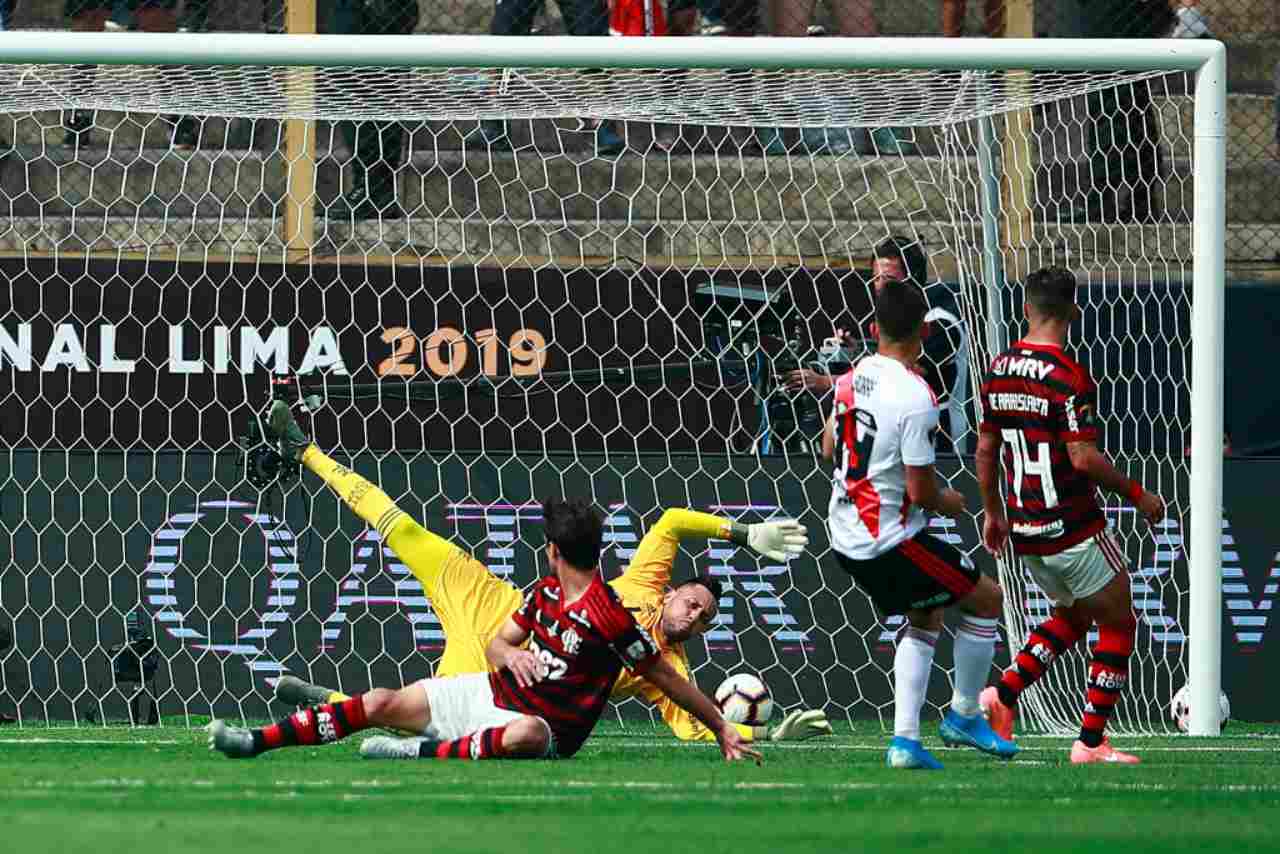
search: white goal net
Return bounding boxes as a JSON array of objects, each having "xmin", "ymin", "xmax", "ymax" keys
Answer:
[{"xmin": 0, "ymin": 34, "xmax": 1222, "ymax": 734}]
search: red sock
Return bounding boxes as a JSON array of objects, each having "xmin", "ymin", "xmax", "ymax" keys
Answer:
[
  {"xmin": 997, "ymin": 615, "xmax": 1085, "ymax": 708},
  {"xmin": 427, "ymin": 726, "xmax": 509, "ymax": 760},
  {"xmin": 1080, "ymin": 621, "xmax": 1135, "ymax": 747},
  {"xmin": 253, "ymin": 695, "xmax": 370, "ymax": 754}
]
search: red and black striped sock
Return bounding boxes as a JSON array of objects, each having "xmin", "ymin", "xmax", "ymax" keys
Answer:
[
  {"xmin": 1079, "ymin": 622, "xmax": 1135, "ymax": 748},
  {"xmin": 251, "ymin": 695, "xmax": 370, "ymax": 755},
  {"xmin": 997, "ymin": 616, "xmax": 1084, "ymax": 708},
  {"xmin": 422, "ymin": 726, "xmax": 509, "ymax": 760}
]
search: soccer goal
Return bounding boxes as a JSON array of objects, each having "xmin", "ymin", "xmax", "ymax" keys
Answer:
[{"xmin": 0, "ymin": 33, "xmax": 1225, "ymax": 735}]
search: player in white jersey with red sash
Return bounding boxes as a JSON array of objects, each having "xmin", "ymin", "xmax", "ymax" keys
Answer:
[{"xmin": 824, "ymin": 280, "xmax": 1017, "ymax": 770}]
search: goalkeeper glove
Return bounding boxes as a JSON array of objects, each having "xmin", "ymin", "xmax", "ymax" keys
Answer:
[
  {"xmin": 730, "ymin": 519, "xmax": 809, "ymax": 562},
  {"xmin": 769, "ymin": 709, "xmax": 833, "ymax": 742}
]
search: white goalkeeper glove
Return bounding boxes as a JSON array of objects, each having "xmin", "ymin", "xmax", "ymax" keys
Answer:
[
  {"xmin": 730, "ymin": 518, "xmax": 809, "ymax": 562},
  {"xmin": 768, "ymin": 709, "xmax": 833, "ymax": 742}
]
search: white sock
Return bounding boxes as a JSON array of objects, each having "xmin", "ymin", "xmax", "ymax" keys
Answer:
[
  {"xmin": 951, "ymin": 616, "xmax": 999, "ymax": 717},
  {"xmin": 894, "ymin": 627, "xmax": 939, "ymax": 740}
]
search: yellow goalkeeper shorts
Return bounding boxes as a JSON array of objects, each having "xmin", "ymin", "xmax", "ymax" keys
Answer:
[{"xmin": 426, "ymin": 550, "xmax": 524, "ymax": 678}]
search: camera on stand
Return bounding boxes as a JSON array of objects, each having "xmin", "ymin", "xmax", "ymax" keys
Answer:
[
  {"xmin": 107, "ymin": 608, "xmax": 159, "ymax": 725},
  {"xmin": 694, "ymin": 277, "xmax": 822, "ymax": 455}
]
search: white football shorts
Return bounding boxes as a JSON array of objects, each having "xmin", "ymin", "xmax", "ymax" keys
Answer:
[
  {"xmin": 1020, "ymin": 528, "xmax": 1129, "ymax": 608},
  {"xmin": 416, "ymin": 672, "xmax": 552, "ymax": 755}
]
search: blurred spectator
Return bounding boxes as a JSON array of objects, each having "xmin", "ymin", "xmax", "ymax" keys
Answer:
[
  {"xmin": 1067, "ymin": 0, "xmax": 1175, "ymax": 223},
  {"xmin": 61, "ymin": 0, "xmax": 205, "ymax": 149},
  {"xmin": 316, "ymin": 0, "xmax": 420, "ymax": 220},
  {"xmin": 0, "ymin": 0, "xmax": 11, "ymax": 30},
  {"xmin": 759, "ymin": 24, "xmax": 909, "ymax": 156},
  {"xmin": 484, "ymin": 0, "xmax": 623, "ymax": 155},
  {"xmin": 1169, "ymin": 0, "xmax": 1209, "ymax": 38},
  {"xmin": 942, "ymin": 0, "xmax": 1002, "ymax": 37},
  {"xmin": 784, "ymin": 236, "xmax": 970, "ymax": 450}
]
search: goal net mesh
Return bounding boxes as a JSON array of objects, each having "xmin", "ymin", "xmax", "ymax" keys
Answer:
[{"xmin": 0, "ymin": 55, "xmax": 1196, "ymax": 735}]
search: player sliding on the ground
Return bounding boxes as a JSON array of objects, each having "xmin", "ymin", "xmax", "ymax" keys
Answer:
[
  {"xmin": 823, "ymin": 280, "xmax": 1017, "ymax": 771},
  {"xmin": 277, "ymin": 508, "xmax": 831, "ymax": 747},
  {"xmin": 976, "ymin": 266, "xmax": 1165, "ymax": 765},
  {"xmin": 208, "ymin": 402, "xmax": 766, "ymax": 762}
]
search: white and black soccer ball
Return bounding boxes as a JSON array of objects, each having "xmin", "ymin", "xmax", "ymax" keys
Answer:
[
  {"xmin": 1171, "ymin": 684, "xmax": 1231, "ymax": 733},
  {"xmin": 715, "ymin": 673, "xmax": 773, "ymax": 726}
]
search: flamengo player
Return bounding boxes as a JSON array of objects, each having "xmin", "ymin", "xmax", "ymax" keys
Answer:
[
  {"xmin": 976, "ymin": 267, "xmax": 1165, "ymax": 764},
  {"xmin": 823, "ymin": 280, "xmax": 1016, "ymax": 770},
  {"xmin": 277, "ymin": 506, "xmax": 828, "ymax": 746},
  {"xmin": 207, "ymin": 402, "xmax": 760, "ymax": 763}
]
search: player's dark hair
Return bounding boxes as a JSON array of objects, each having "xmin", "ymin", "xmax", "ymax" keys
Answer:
[
  {"xmin": 874, "ymin": 279, "xmax": 928, "ymax": 343},
  {"xmin": 1024, "ymin": 266, "xmax": 1078, "ymax": 322},
  {"xmin": 873, "ymin": 235, "xmax": 928, "ymax": 286},
  {"xmin": 678, "ymin": 574, "xmax": 723, "ymax": 601},
  {"xmin": 542, "ymin": 497, "xmax": 605, "ymax": 570}
]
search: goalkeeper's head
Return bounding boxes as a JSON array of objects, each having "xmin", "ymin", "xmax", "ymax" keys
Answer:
[
  {"xmin": 660, "ymin": 575, "xmax": 722, "ymax": 643},
  {"xmin": 542, "ymin": 497, "xmax": 605, "ymax": 575}
]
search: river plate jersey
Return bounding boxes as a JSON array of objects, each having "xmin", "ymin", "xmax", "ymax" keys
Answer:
[{"xmin": 828, "ymin": 354, "xmax": 940, "ymax": 560}]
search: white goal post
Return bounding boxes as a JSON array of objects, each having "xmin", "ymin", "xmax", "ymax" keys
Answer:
[{"xmin": 0, "ymin": 33, "xmax": 1226, "ymax": 735}]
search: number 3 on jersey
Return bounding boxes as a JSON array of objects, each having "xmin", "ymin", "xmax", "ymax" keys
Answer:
[
  {"xmin": 836, "ymin": 407, "xmax": 878, "ymax": 490},
  {"xmin": 1001, "ymin": 428, "xmax": 1058, "ymax": 508}
]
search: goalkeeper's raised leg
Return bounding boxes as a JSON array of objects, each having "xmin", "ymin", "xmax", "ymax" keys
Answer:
[{"xmin": 266, "ymin": 399, "xmax": 473, "ymax": 611}]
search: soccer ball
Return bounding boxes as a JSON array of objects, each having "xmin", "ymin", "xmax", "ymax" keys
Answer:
[
  {"xmin": 715, "ymin": 673, "xmax": 773, "ymax": 725},
  {"xmin": 1170, "ymin": 684, "xmax": 1231, "ymax": 733}
]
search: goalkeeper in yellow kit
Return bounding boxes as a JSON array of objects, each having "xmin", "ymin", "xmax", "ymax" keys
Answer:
[{"xmin": 272, "ymin": 407, "xmax": 831, "ymax": 745}]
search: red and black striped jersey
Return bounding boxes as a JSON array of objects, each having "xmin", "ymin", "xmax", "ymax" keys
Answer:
[
  {"xmin": 490, "ymin": 572, "xmax": 659, "ymax": 757},
  {"xmin": 979, "ymin": 340, "xmax": 1106, "ymax": 556}
]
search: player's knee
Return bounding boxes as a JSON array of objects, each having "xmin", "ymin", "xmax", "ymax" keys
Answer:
[
  {"xmin": 1054, "ymin": 605, "xmax": 1094, "ymax": 636},
  {"xmin": 359, "ymin": 687, "xmax": 398, "ymax": 722},
  {"xmin": 966, "ymin": 576, "xmax": 1003, "ymax": 619},
  {"xmin": 906, "ymin": 608, "xmax": 944, "ymax": 632},
  {"xmin": 502, "ymin": 716, "xmax": 551, "ymax": 757},
  {"xmin": 1102, "ymin": 607, "xmax": 1138, "ymax": 636}
]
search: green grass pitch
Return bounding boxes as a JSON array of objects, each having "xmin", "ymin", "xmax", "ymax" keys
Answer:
[{"xmin": 3, "ymin": 720, "xmax": 1279, "ymax": 854}]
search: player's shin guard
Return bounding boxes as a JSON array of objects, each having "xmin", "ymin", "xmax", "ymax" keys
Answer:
[
  {"xmin": 251, "ymin": 695, "xmax": 370, "ymax": 755},
  {"xmin": 424, "ymin": 726, "xmax": 510, "ymax": 760},
  {"xmin": 997, "ymin": 615, "xmax": 1084, "ymax": 709},
  {"xmin": 951, "ymin": 616, "xmax": 998, "ymax": 717},
  {"xmin": 1079, "ymin": 621, "xmax": 1135, "ymax": 748},
  {"xmin": 894, "ymin": 627, "xmax": 939, "ymax": 741}
]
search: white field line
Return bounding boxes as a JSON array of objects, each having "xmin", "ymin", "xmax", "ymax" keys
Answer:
[
  {"xmin": 0, "ymin": 738, "xmax": 182, "ymax": 745},
  {"xmin": 601, "ymin": 740, "xmax": 1280, "ymax": 753},
  {"xmin": 7, "ymin": 779, "xmax": 1280, "ymax": 797}
]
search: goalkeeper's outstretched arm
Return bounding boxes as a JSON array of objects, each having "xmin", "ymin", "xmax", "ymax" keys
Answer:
[{"xmin": 619, "ymin": 508, "xmax": 810, "ymax": 594}]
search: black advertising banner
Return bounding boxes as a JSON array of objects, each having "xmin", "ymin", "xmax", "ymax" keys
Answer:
[
  {"xmin": 0, "ymin": 256, "xmax": 870, "ymax": 453},
  {"xmin": 6, "ymin": 256, "xmax": 1279, "ymax": 456},
  {"xmin": 2, "ymin": 449, "xmax": 1279, "ymax": 725}
]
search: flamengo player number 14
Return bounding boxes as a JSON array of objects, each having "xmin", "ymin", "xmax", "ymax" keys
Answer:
[
  {"xmin": 377, "ymin": 327, "xmax": 548, "ymax": 378},
  {"xmin": 1001, "ymin": 428, "xmax": 1059, "ymax": 509}
]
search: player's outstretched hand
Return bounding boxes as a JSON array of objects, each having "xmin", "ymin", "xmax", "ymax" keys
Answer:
[
  {"xmin": 717, "ymin": 724, "xmax": 763, "ymax": 765},
  {"xmin": 982, "ymin": 510, "xmax": 1010, "ymax": 555},
  {"xmin": 747, "ymin": 519, "xmax": 809, "ymax": 562},
  {"xmin": 1136, "ymin": 490, "xmax": 1165, "ymax": 525},
  {"xmin": 769, "ymin": 709, "xmax": 833, "ymax": 742},
  {"xmin": 505, "ymin": 649, "xmax": 548, "ymax": 688}
]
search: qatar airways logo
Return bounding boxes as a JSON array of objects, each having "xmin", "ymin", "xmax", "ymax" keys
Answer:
[{"xmin": 0, "ymin": 324, "xmax": 347, "ymax": 375}]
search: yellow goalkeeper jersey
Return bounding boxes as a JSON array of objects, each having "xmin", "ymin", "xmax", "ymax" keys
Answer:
[{"xmin": 608, "ymin": 509, "xmax": 755, "ymax": 743}]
